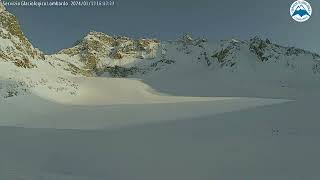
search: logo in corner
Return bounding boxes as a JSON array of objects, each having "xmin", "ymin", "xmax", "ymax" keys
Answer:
[{"xmin": 290, "ymin": 0, "xmax": 312, "ymax": 22}]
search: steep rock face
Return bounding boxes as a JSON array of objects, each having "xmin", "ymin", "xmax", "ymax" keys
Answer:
[
  {"xmin": 50, "ymin": 31, "xmax": 160, "ymax": 76},
  {"xmin": 0, "ymin": 2, "xmax": 44, "ymax": 67}
]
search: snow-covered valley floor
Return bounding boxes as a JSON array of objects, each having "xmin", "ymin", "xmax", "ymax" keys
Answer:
[
  {"xmin": 0, "ymin": 96, "xmax": 319, "ymax": 180},
  {"xmin": 1, "ymin": 76, "xmax": 319, "ymax": 180}
]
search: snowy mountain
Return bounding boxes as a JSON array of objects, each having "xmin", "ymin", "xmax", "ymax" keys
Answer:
[
  {"xmin": 49, "ymin": 30, "xmax": 320, "ymax": 99},
  {"xmin": 47, "ymin": 31, "xmax": 160, "ymax": 76},
  {"xmin": 50, "ymin": 32, "xmax": 320, "ymax": 78},
  {"xmin": 0, "ymin": 3, "xmax": 44, "ymax": 64},
  {"xmin": 0, "ymin": 3, "xmax": 79, "ymax": 99},
  {"xmin": 1, "ymin": 1, "xmax": 320, "ymax": 100}
]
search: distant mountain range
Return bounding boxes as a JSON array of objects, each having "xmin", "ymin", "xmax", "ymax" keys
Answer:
[{"xmin": 1, "ymin": 1, "xmax": 320, "ymax": 99}]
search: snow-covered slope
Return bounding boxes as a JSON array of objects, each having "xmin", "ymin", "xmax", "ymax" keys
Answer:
[
  {"xmin": 0, "ymin": 3, "xmax": 81, "ymax": 100},
  {"xmin": 138, "ymin": 36, "xmax": 320, "ymax": 99}
]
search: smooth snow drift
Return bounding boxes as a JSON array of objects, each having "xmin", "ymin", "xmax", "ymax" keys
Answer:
[
  {"xmin": 1, "ymin": 77, "xmax": 290, "ymax": 129},
  {"xmin": 32, "ymin": 77, "xmax": 238, "ymax": 105}
]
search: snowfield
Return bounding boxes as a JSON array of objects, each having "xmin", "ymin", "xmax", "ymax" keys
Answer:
[
  {"xmin": 0, "ymin": 93, "xmax": 319, "ymax": 180},
  {"xmin": 0, "ymin": 77, "xmax": 291, "ymax": 129}
]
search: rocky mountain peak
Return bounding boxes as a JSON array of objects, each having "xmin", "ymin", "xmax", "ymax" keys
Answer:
[
  {"xmin": 87, "ymin": 31, "xmax": 111, "ymax": 37},
  {"xmin": 0, "ymin": 3, "xmax": 44, "ymax": 67},
  {"xmin": 55, "ymin": 32, "xmax": 160, "ymax": 76},
  {"xmin": 179, "ymin": 34, "xmax": 194, "ymax": 44},
  {"xmin": 83, "ymin": 31, "xmax": 114, "ymax": 44}
]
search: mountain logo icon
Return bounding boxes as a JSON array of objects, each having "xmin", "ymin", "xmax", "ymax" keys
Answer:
[{"xmin": 290, "ymin": 0, "xmax": 312, "ymax": 22}]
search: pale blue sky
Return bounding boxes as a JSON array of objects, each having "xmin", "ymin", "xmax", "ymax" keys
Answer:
[{"xmin": 5, "ymin": 0, "xmax": 320, "ymax": 54}]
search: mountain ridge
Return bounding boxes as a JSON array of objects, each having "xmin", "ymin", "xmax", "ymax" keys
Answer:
[{"xmin": 0, "ymin": 1, "xmax": 320, "ymax": 100}]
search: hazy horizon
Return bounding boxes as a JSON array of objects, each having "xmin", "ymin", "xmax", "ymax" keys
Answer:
[{"xmin": 5, "ymin": 0, "xmax": 320, "ymax": 54}]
